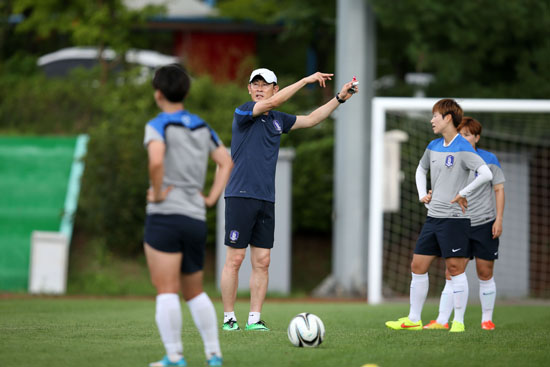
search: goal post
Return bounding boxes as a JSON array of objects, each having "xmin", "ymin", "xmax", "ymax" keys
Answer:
[{"xmin": 368, "ymin": 97, "xmax": 550, "ymax": 304}]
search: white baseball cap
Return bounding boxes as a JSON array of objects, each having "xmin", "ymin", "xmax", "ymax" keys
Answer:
[{"xmin": 249, "ymin": 68, "xmax": 277, "ymax": 84}]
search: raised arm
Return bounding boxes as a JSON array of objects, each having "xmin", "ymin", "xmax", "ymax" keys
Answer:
[
  {"xmin": 203, "ymin": 145, "xmax": 233, "ymax": 208},
  {"xmin": 252, "ymin": 72, "xmax": 333, "ymax": 117},
  {"xmin": 291, "ymin": 79, "xmax": 358, "ymax": 130}
]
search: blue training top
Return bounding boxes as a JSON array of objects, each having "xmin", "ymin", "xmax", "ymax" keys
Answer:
[{"xmin": 224, "ymin": 101, "xmax": 296, "ymax": 202}]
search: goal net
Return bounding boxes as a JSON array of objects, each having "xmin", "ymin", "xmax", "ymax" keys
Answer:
[{"xmin": 367, "ymin": 98, "xmax": 550, "ymax": 304}]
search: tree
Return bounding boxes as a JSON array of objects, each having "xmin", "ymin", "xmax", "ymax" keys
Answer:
[
  {"xmin": 371, "ymin": 0, "xmax": 550, "ymax": 98},
  {"xmin": 219, "ymin": 0, "xmax": 550, "ymax": 98},
  {"xmin": 218, "ymin": 0, "xmax": 336, "ymax": 73},
  {"xmin": 12, "ymin": 0, "xmax": 164, "ymax": 84}
]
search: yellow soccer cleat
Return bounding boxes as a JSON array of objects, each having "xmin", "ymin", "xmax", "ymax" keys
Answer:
[
  {"xmin": 423, "ymin": 320, "xmax": 449, "ymax": 330},
  {"xmin": 385, "ymin": 317, "xmax": 423, "ymax": 330},
  {"xmin": 481, "ymin": 320, "xmax": 495, "ymax": 330},
  {"xmin": 449, "ymin": 321, "xmax": 465, "ymax": 333}
]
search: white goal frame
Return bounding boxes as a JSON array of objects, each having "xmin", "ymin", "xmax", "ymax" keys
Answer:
[{"xmin": 368, "ymin": 97, "xmax": 550, "ymax": 304}]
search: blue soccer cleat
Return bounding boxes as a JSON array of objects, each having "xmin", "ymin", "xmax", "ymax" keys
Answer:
[
  {"xmin": 149, "ymin": 355, "xmax": 187, "ymax": 367},
  {"xmin": 207, "ymin": 355, "xmax": 223, "ymax": 366}
]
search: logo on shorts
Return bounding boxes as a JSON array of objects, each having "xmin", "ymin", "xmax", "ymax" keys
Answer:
[
  {"xmin": 451, "ymin": 248, "xmax": 461, "ymax": 252},
  {"xmin": 445, "ymin": 155, "xmax": 455, "ymax": 167},
  {"xmin": 273, "ymin": 120, "xmax": 282, "ymax": 133},
  {"xmin": 229, "ymin": 230, "xmax": 239, "ymax": 242}
]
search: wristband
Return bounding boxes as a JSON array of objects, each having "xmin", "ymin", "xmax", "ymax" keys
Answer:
[{"xmin": 336, "ymin": 93, "xmax": 346, "ymax": 103}]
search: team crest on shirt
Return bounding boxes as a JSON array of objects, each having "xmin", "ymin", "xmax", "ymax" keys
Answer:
[
  {"xmin": 181, "ymin": 115, "xmax": 191, "ymax": 125},
  {"xmin": 273, "ymin": 120, "xmax": 282, "ymax": 133},
  {"xmin": 229, "ymin": 230, "xmax": 239, "ymax": 243},
  {"xmin": 445, "ymin": 155, "xmax": 455, "ymax": 167}
]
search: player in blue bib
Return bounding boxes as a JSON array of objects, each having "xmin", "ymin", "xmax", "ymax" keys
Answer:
[
  {"xmin": 143, "ymin": 64, "xmax": 233, "ymax": 367},
  {"xmin": 220, "ymin": 68, "xmax": 358, "ymax": 331},
  {"xmin": 385, "ymin": 99, "xmax": 493, "ymax": 333},
  {"xmin": 424, "ymin": 117, "xmax": 505, "ymax": 331}
]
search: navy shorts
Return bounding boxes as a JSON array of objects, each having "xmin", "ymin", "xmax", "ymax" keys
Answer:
[
  {"xmin": 144, "ymin": 214, "xmax": 206, "ymax": 273},
  {"xmin": 225, "ymin": 197, "xmax": 275, "ymax": 249},
  {"xmin": 414, "ymin": 217, "xmax": 471, "ymax": 258},
  {"xmin": 470, "ymin": 220, "xmax": 499, "ymax": 261}
]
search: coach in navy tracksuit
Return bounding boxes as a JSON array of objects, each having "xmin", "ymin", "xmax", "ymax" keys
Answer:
[{"xmin": 220, "ymin": 68, "xmax": 358, "ymax": 331}]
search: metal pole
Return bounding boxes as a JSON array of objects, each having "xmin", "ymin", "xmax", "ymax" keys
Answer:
[{"xmin": 331, "ymin": 0, "xmax": 375, "ymax": 295}]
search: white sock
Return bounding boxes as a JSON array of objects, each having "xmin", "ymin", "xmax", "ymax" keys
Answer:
[
  {"xmin": 436, "ymin": 280, "xmax": 454, "ymax": 325},
  {"xmin": 451, "ymin": 272, "xmax": 469, "ymax": 324},
  {"xmin": 248, "ymin": 312, "xmax": 260, "ymax": 325},
  {"xmin": 479, "ymin": 277, "xmax": 496, "ymax": 322},
  {"xmin": 408, "ymin": 272, "xmax": 429, "ymax": 323},
  {"xmin": 187, "ymin": 292, "xmax": 222, "ymax": 359},
  {"xmin": 155, "ymin": 293, "xmax": 183, "ymax": 361},
  {"xmin": 223, "ymin": 311, "xmax": 236, "ymax": 324}
]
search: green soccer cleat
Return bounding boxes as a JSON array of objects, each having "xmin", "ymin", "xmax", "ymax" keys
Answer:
[
  {"xmin": 222, "ymin": 318, "xmax": 240, "ymax": 331},
  {"xmin": 449, "ymin": 321, "xmax": 465, "ymax": 333},
  {"xmin": 385, "ymin": 316, "xmax": 423, "ymax": 330},
  {"xmin": 245, "ymin": 320, "xmax": 270, "ymax": 331}
]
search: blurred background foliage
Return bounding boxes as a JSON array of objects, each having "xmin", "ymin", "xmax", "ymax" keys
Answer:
[{"xmin": 1, "ymin": 0, "xmax": 549, "ymax": 292}]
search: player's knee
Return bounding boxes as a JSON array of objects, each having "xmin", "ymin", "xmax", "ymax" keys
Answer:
[
  {"xmin": 477, "ymin": 268, "xmax": 493, "ymax": 280},
  {"xmin": 446, "ymin": 263, "xmax": 465, "ymax": 276},
  {"xmin": 182, "ymin": 287, "xmax": 203, "ymax": 301},
  {"xmin": 226, "ymin": 251, "xmax": 245, "ymax": 270},
  {"xmin": 410, "ymin": 261, "xmax": 426, "ymax": 274},
  {"xmin": 252, "ymin": 254, "xmax": 270, "ymax": 271}
]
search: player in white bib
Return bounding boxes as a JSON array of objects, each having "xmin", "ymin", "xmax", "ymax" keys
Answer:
[
  {"xmin": 423, "ymin": 117, "xmax": 505, "ymax": 331},
  {"xmin": 386, "ymin": 99, "xmax": 493, "ymax": 333}
]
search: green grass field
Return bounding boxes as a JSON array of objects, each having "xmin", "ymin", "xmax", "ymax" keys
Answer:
[{"xmin": 1, "ymin": 297, "xmax": 549, "ymax": 367}]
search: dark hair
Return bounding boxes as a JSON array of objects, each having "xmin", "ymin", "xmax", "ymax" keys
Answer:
[
  {"xmin": 432, "ymin": 98, "xmax": 463, "ymax": 128},
  {"xmin": 152, "ymin": 64, "xmax": 190, "ymax": 102},
  {"xmin": 458, "ymin": 116, "xmax": 482, "ymax": 136}
]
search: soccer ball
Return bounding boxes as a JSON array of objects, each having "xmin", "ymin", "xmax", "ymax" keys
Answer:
[{"xmin": 287, "ymin": 312, "xmax": 325, "ymax": 347}]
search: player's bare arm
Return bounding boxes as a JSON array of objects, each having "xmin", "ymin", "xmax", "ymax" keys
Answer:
[
  {"xmin": 202, "ymin": 145, "xmax": 233, "ymax": 208},
  {"xmin": 147, "ymin": 140, "xmax": 172, "ymax": 203},
  {"xmin": 252, "ymin": 72, "xmax": 334, "ymax": 117},
  {"xmin": 492, "ymin": 183, "xmax": 505, "ymax": 238},
  {"xmin": 291, "ymin": 79, "xmax": 358, "ymax": 130}
]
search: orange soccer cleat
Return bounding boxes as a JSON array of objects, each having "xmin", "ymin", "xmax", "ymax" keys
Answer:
[
  {"xmin": 481, "ymin": 320, "xmax": 495, "ymax": 330},
  {"xmin": 423, "ymin": 320, "xmax": 449, "ymax": 330}
]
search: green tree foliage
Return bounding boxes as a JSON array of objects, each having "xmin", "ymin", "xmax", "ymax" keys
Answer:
[
  {"xmin": 371, "ymin": 0, "xmax": 550, "ymax": 98},
  {"xmin": 218, "ymin": 0, "xmax": 336, "ymax": 72},
  {"xmin": 220, "ymin": 0, "xmax": 550, "ymax": 98},
  {"xmin": 12, "ymin": 0, "xmax": 164, "ymax": 82}
]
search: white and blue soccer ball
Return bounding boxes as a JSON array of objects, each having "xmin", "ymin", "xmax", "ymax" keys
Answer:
[{"xmin": 287, "ymin": 312, "xmax": 325, "ymax": 347}]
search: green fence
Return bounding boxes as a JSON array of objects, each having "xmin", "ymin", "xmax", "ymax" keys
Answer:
[{"xmin": 0, "ymin": 136, "xmax": 87, "ymax": 291}]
